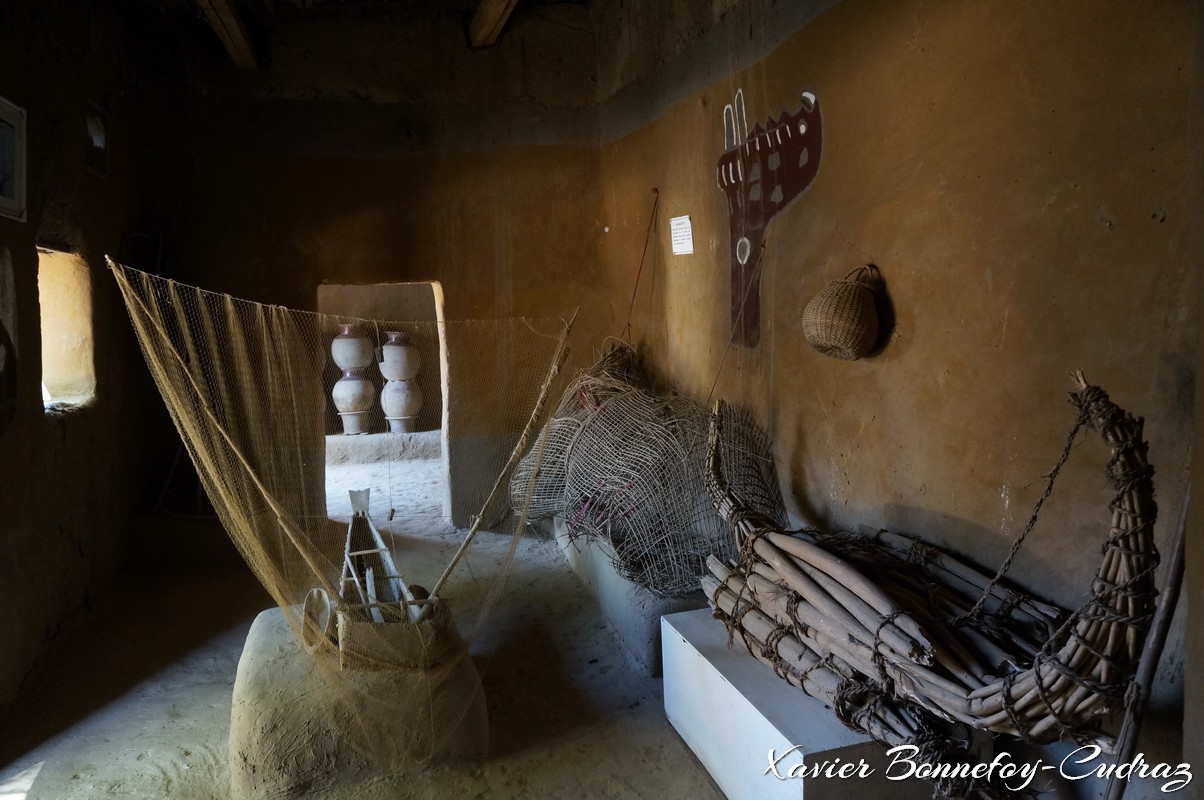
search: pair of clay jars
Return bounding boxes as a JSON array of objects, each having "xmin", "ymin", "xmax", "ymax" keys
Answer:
[{"xmin": 330, "ymin": 326, "xmax": 423, "ymax": 434}]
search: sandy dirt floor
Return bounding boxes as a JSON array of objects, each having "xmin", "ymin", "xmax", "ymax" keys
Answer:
[{"xmin": 0, "ymin": 456, "xmax": 723, "ymax": 799}]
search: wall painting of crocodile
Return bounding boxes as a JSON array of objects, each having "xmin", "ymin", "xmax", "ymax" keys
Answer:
[{"xmin": 716, "ymin": 88, "xmax": 823, "ymax": 347}]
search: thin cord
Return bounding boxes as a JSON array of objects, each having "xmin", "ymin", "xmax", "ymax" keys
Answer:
[
  {"xmin": 952, "ymin": 408, "xmax": 1090, "ymax": 627},
  {"xmin": 836, "ymin": 218, "xmax": 874, "ymax": 263},
  {"xmin": 705, "ymin": 241, "xmax": 766, "ymax": 407},
  {"xmin": 619, "ymin": 188, "xmax": 660, "ymax": 343}
]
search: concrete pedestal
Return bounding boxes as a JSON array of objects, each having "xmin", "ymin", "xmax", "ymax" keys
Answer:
[
  {"xmin": 662, "ymin": 609, "xmax": 931, "ymax": 800},
  {"xmin": 228, "ymin": 607, "xmax": 487, "ymax": 800},
  {"xmin": 553, "ymin": 518, "xmax": 706, "ymax": 676}
]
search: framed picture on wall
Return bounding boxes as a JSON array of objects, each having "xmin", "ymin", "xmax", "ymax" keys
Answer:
[{"xmin": 0, "ymin": 96, "xmax": 27, "ymax": 222}]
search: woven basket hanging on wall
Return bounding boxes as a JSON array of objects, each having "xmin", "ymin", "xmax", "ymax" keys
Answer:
[{"xmin": 800, "ymin": 265, "xmax": 880, "ymax": 361}]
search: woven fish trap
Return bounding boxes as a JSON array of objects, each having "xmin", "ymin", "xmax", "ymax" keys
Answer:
[
  {"xmin": 512, "ymin": 341, "xmax": 785, "ymax": 596},
  {"xmin": 801, "ymin": 265, "xmax": 879, "ymax": 360}
]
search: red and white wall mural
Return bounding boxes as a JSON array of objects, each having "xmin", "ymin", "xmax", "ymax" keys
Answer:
[{"xmin": 717, "ymin": 89, "xmax": 823, "ymax": 347}]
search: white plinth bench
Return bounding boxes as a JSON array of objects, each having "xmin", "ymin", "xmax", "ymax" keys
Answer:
[{"xmin": 662, "ymin": 608, "xmax": 932, "ymax": 800}]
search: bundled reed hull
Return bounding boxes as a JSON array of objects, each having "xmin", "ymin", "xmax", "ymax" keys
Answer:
[{"xmin": 704, "ymin": 377, "xmax": 1159, "ymax": 797}]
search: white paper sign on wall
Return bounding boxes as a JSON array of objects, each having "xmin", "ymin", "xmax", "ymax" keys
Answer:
[{"xmin": 670, "ymin": 215, "xmax": 694, "ymax": 255}]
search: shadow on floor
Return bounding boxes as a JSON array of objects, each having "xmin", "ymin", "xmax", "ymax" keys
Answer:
[
  {"xmin": 477, "ymin": 617, "xmax": 600, "ymax": 759},
  {"xmin": 0, "ymin": 514, "xmax": 271, "ymax": 770}
]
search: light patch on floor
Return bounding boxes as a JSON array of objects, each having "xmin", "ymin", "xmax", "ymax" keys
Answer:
[{"xmin": 0, "ymin": 761, "xmax": 42, "ymax": 800}]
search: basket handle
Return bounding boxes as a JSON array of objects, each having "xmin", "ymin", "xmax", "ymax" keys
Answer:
[{"xmin": 843, "ymin": 264, "xmax": 879, "ymax": 285}]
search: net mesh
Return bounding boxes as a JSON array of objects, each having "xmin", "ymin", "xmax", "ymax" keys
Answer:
[
  {"xmin": 511, "ymin": 341, "xmax": 786, "ymax": 596},
  {"xmin": 108, "ymin": 259, "xmax": 573, "ymax": 778}
]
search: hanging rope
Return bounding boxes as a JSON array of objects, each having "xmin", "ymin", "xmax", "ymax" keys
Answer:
[
  {"xmin": 952, "ymin": 393, "xmax": 1090, "ymax": 627},
  {"xmin": 705, "ymin": 240, "xmax": 766, "ymax": 407},
  {"xmin": 619, "ymin": 187, "xmax": 660, "ymax": 343}
]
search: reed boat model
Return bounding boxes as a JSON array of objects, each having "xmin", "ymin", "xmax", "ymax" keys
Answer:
[{"xmin": 703, "ymin": 374, "xmax": 1160, "ymax": 797}]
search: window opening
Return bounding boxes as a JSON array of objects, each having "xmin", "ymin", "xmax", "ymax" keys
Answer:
[
  {"xmin": 316, "ymin": 281, "xmax": 450, "ymax": 525},
  {"xmin": 37, "ymin": 247, "xmax": 96, "ymax": 407}
]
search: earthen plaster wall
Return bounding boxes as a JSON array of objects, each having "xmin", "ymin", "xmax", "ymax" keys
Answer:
[
  {"xmin": 606, "ymin": 0, "xmax": 1195, "ymax": 605},
  {"xmin": 0, "ymin": 1, "xmax": 188, "ymax": 706}
]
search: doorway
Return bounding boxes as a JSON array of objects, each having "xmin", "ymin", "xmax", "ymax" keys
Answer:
[{"xmin": 316, "ymin": 281, "xmax": 451, "ymax": 528}]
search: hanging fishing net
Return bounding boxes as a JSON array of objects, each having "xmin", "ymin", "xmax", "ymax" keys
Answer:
[
  {"xmin": 108, "ymin": 259, "xmax": 574, "ymax": 793},
  {"xmin": 511, "ymin": 341, "xmax": 786, "ymax": 596}
]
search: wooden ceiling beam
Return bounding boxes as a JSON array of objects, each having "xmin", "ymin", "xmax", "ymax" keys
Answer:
[
  {"xmin": 469, "ymin": 0, "xmax": 518, "ymax": 48},
  {"xmin": 196, "ymin": 0, "xmax": 259, "ymax": 69}
]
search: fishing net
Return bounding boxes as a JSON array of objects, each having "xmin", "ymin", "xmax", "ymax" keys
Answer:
[
  {"xmin": 512, "ymin": 341, "xmax": 785, "ymax": 596},
  {"xmin": 108, "ymin": 259, "xmax": 573, "ymax": 788}
]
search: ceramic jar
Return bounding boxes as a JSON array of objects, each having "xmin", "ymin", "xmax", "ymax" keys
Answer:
[
  {"xmin": 379, "ymin": 330, "xmax": 423, "ymax": 433},
  {"xmin": 331, "ymin": 324, "xmax": 375, "ymax": 434},
  {"xmin": 331, "ymin": 324, "xmax": 374, "ymax": 371},
  {"xmin": 380, "ymin": 379, "xmax": 424, "ymax": 432},
  {"xmin": 380, "ymin": 331, "xmax": 421, "ymax": 382}
]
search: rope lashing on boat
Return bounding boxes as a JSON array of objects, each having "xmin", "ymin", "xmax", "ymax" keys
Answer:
[
  {"xmin": 953, "ymin": 402, "xmax": 1092, "ymax": 629},
  {"xmin": 990, "ymin": 383, "xmax": 1163, "ymax": 743}
]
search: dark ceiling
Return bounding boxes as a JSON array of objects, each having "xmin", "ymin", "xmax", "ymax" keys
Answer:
[{"xmin": 119, "ymin": 0, "xmax": 584, "ymax": 68}]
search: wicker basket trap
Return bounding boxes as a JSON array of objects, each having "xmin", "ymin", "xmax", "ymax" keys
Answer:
[{"xmin": 801, "ymin": 265, "xmax": 879, "ymax": 360}]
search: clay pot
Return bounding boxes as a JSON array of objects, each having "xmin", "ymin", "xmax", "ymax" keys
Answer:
[
  {"xmin": 331, "ymin": 324, "xmax": 374, "ymax": 371},
  {"xmin": 331, "ymin": 325, "xmax": 376, "ymax": 434},
  {"xmin": 380, "ymin": 379, "xmax": 423, "ymax": 433},
  {"xmin": 379, "ymin": 330, "xmax": 421, "ymax": 382},
  {"xmin": 332, "ymin": 368, "xmax": 374, "ymax": 434}
]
